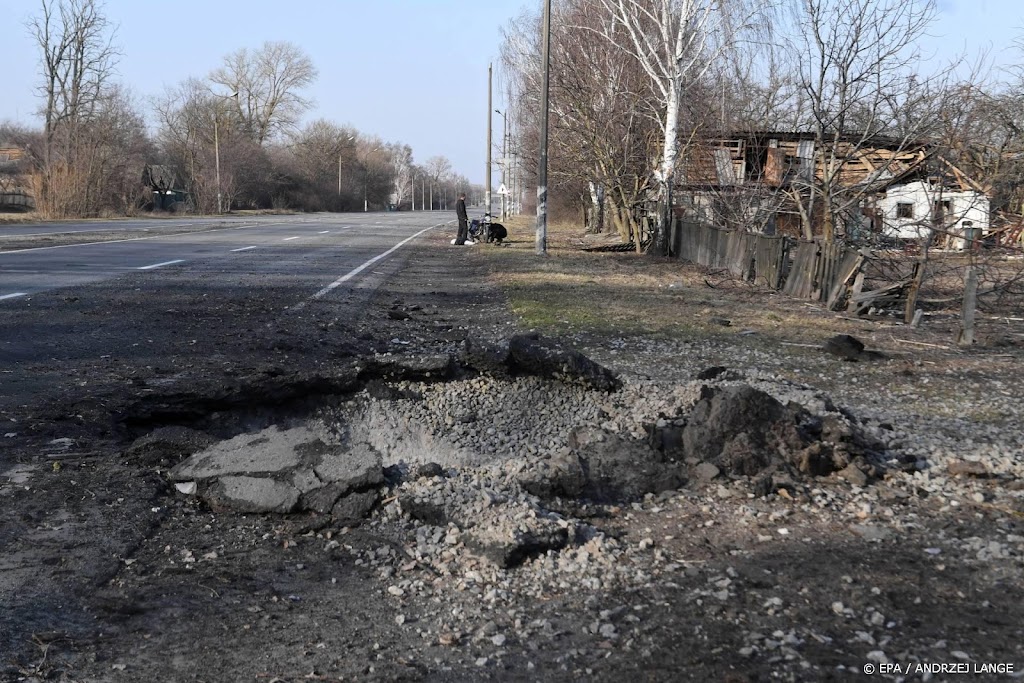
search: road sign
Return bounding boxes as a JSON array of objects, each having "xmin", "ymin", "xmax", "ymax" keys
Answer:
[{"xmin": 497, "ymin": 183, "xmax": 509, "ymax": 195}]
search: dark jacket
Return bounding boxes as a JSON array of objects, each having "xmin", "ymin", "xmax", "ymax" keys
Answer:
[{"xmin": 456, "ymin": 197, "xmax": 468, "ymax": 221}]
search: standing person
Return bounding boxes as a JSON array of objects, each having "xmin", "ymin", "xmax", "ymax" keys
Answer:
[{"xmin": 454, "ymin": 192, "xmax": 470, "ymax": 245}]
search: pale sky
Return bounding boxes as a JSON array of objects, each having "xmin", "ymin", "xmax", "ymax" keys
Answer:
[
  {"xmin": 0, "ymin": 0, "xmax": 532, "ymax": 185},
  {"xmin": 0, "ymin": 0, "xmax": 1021, "ymax": 185}
]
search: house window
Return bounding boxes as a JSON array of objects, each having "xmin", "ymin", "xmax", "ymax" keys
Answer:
[
  {"xmin": 932, "ymin": 200, "xmax": 951, "ymax": 221},
  {"xmin": 896, "ymin": 203, "xmax": 914, "ymax": 219}
]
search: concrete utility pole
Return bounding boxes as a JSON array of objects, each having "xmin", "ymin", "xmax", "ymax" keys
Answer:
[
  {"xmin": 213, "ymin": 91, "xmax": 238, "ymax": 214},
  {"xmin": 339, "ymin": 134, "xmax": 354, "ymax": 197},
  {"xmin": 495, "ymin": 109, "xmax": 508, "ymax": 220},
  {"xmin": 214, "ymin": 116, "xmax": 222, "ymax": 214},
  {"xmin": 363, "ymin": 145, "xmax": 380, "ymax": 212},
  {"xmin": 536, "ymin": 0, "xmax": 551, "ymax": 254},
  {"xmin": 512, "ymin": 151, "xmax": 519, "ymax": 215},
  {"xmin": 486, "ymin": 63, "xmax": 493, "ymax": 218}
]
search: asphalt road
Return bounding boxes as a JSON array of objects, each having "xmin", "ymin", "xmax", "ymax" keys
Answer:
[
  {"xmin": 0, "ymin": 214, "xmax": 260, "ymax": 237},
  {"xmin": 0, "ymin": 212, "xmax": 453, "ymax": 302}
]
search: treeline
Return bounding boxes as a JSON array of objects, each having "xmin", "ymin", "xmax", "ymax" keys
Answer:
[
  {"xmin": 500, "ymin": 0, "xmax": 1024, "ymax": 250},
  {"xmin": 2, "ymin": 0, "xmax": 476, "ymax": 219}
]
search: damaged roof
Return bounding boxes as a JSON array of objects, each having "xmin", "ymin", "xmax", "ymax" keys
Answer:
[{"xmin": 679, "ymin": 131, "xmax": 987, "ymax": 195}]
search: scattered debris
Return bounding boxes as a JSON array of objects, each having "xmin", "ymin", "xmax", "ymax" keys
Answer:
[
  {"xmin": 823, "ymin": 334, "xmax": 886, "ymax": 362},
  {"xmin": 169, "ymin": 425, "xmax": 383, "ymax": 520},
  {"xmin": 947, "ymin": 459, "xmax": 990, "ymax": 478},
  {"xmin": 463, "ymin": 333, "xmax": 622, "ymax": 391}
]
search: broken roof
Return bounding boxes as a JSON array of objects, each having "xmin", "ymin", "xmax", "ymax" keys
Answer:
[{"xmin": 679, "ymin": 131, "xmax": 987, "ymax": 195}]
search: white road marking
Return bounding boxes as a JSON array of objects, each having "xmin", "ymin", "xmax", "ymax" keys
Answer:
[
  {"xmin": 308, "ymin": 224, "xmax": 438, "ymax": 302},
  {"xmin": 0, "ymin": 222, "xmax": 286, "ymax": 255},
  {"xmin": 231, "ymin": 245, "xmax": 258, "ymax": 252},
  {"xmin": 0, "ymin": 292, "xmax": 27, "ymax": 300},
  {"xmin": 283, "ymin": 236, "xmax": 302, "ymax": 241},
  {"xmin": 318, "ymin": 231, "xmax": 330, "ymax": 234},
  {"xmin": 138, "ymin": 259, "xmax": 185, "ymax": 270}
]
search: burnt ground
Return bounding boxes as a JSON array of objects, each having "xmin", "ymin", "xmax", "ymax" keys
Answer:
[{"xmin": 1, "ymin": 223, "xmax": 1023, "ymax": 682}]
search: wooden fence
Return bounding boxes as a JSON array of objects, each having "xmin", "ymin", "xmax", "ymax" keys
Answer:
[{"xmin": 674, "ymin": 220, "xmax": 856, "ymax": 303}]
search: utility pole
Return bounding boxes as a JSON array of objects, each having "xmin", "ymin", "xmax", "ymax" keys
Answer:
[
  {"xmin": 508, "ymin": 150, "xmax": 514, "ymax": 216},
  {"xmin": 213, "ymin": 91, "xmax": 238, "ymax": 214},
  {"xmin": 214, "ymin": 115, "xmax": 222, "ymax": 214},
  {"xmin": 486, "ymin": 63, "xmax": 493, "ymax": 219},
  {"xmin": 536, "ymin": 0, "xmax": 551, "ymax": 254},
  {"xmin": 362, "ymin": 145, "xmax": 380, "ymax": 212},
  {"xmin": 339, "ymin": 135, "xmax": 354, "ymax": 198},
  {"xmin": 495, "ymin": 109, "xmax": 508, "ymax": 220}
]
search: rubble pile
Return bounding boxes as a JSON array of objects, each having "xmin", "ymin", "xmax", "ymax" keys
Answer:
[{"xmin": 162, "ymin": 336, "xmax": 900, "ymax": 570}]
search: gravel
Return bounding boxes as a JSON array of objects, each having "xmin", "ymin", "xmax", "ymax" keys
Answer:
[{"xmin": 281, "ymin": 311, "xmax": 1024, "ymax": 679}]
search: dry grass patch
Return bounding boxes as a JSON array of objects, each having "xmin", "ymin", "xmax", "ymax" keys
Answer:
[
  {"xmin": 0, "ymin": 212, "xmax": 42, "ymax": 225},
  {"xmin": 478, "ymin": 216, "xmax": 871, "ymax": 347}
]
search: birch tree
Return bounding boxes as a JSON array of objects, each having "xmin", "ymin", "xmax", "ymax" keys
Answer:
[
  {"xmin": 595, "ymin": 0, "xmax": 754, "ymax": 253},
  {"xmin": 388, "ymin": 144, "xmax": 414, "ymax": 209}
]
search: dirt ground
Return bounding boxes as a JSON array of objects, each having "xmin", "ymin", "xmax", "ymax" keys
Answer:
[{"xmin": 1, "ymin": 217, "xmax": 1023, "ymax": 682}]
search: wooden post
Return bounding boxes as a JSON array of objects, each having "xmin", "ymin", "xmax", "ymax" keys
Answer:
[
  {"xmin": 904, "ymin": 262, "xmax": 923, "ymax": 324},
  {"xmin": 958, "ymin": 266, "xmax": 978, "ymax": 347}
]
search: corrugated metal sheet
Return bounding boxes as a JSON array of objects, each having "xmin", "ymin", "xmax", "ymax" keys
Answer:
[{"xmin": 798, "ymin": 140, "xmax": 815, "ymax": 181}]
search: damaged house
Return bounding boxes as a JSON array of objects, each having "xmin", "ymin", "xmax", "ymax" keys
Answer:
[{"xmin": 677, "ymin": 131, "xmax": 991, "ymax": 249}]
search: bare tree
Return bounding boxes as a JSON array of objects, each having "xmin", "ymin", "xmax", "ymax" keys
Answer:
[
  {"xmin": 75, "ymin": 85, "xmax": 152, "ymax": 214},
  {"xmin": 27, "ymin": 0, "xmax": 120, "ymax": 216},
  {"xmin": 210, "ymin": 41, "xmax": 317, "ymax": 146},
  {"xmin": 563, "ymin": 0, "xmax": 665, "ymax": 241},
  {"xmin": 153, "ymin": 78, "xmax": 214, "ymax": 207},
  {"xmin": 153, "ymin": 78, "xmax": 269, "ymax": 213},
  {"xmin": 289, "ymin": 119, "xmax": 357, "ymax": 211},
  {"xmin": 790, "ymin": 0, "xmax": 948, "ymax": 241},
  {"xmin": 424, "ymin": 156, "xmax": 453, "ymax": 209},
  {"xmin": 593, "ymin": 0, "xmax": 763, "ymax": 253},
  {"xmin": 357, "ymin": 139, "xmax": 395, "ymax": 211},
  {"xmin": 501, "ymin": 1, "xmax": 650, "ymax": 237}
]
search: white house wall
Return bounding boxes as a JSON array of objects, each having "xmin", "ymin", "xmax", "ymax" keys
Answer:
[{"xmin": 878, "ymin": 181, "xmax": 989, "ymax": 247}]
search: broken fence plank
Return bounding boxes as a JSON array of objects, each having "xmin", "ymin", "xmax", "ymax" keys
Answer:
[
  {"xmin": 891, "ymin": 336, "xmax": 954, "ymax": 350},
  {"xmin": 827, "ymin": 253, "xmax": 866, "ymax": 311}
]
